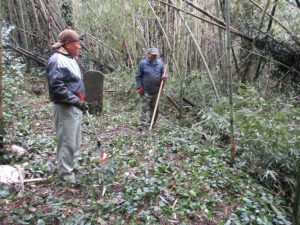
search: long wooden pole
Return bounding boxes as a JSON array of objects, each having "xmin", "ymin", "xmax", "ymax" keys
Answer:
[{"xmin": 150, "ymin": 65, "xmax": 168, "ymax": 130}]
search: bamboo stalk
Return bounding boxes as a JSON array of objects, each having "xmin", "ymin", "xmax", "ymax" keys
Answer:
[
  {"xmin": 158, "ymin": 0, "xmax": 253, "ymax": 42},
  {"xmin": 146, "ymin": 0, "xmax": 171, "ymax": 50},
  {"xmin": 240, "ymin": 0, "xmax": 270, "ymax": 82},
  {"xmin": 166, "ymin": 95, "xmax": 181, "ymax": 112},
  {"xmin": 294, "ymin": 160, "xmax": 300, "ymax": 225},
  {"xmin": 16, "ymin": 0, "xmax": 29, "ymax": 50},
  {"xmin": 215, "ymin": 0, "xmax": 226, "ymax": 94},
  {"xmin": 182, "ymin": 97, "xmax": 196, "ymax": 107},
  {"xmin": 270, "ymin": 202, "xmax": 290, "ymax": 225},
  {"xmin": 7, "ymin": 0, "xmax": 14, "ymax": 25},
  {"xmin": 14, "ymin": 27, "xmax": 48, "ymax": 41},
  {"xmin": 7, "ymin": 44, "xmax": 47, "ymax": 65},
  {"xmin": 249, "ymin": 0, "xmax": 300, "ymax": 46},
  {"xmin": 225, "ymin": 0, "xmax": 235, "ymax": 164},
  {"xmin": 254, "ymin": 0, "xmax": 278, "ymax": 81},
  {"xmin": 174, "ymin": 0, "xmax": 220, "ymax": 101},
  {"xmin": 179, "ymin": 2, "xmax": 188, "ymax": 120},
  {"xmin": 0, "ymin": 17, "xmax": 3, "ymax": 147},
  {"xmin": 30, "ymin": 0, "xmax": 42, "ymax": 38},
  {"xmin": 146, "ymin": 0, "xmax": 181, "ymax": 80}
]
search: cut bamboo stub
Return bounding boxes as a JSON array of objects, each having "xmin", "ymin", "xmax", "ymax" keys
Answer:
[{"xmin": 23, "ymin": 177, "xmax": 49, "ymax": 183}]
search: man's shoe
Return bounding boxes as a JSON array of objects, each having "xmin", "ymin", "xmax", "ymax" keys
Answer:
[
  {"xmin": 72, "ymin": 169, "xmax": 84, "ymax": 180},
  {"xmin": 59, "ymin": 172, "xmax": 77, "ymax": 183},
  {"xmin": 59, "ymin": 177, "xmax": 81, "ymax": 188}
]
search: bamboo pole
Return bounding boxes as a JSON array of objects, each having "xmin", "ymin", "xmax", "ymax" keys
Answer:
[
  {"xmin": 241, "ymin": 0, "xmax": 271, "ymax": 83},
  {"xmin": 16, "ymin": 0, "xmax": 29, "ymax": 50},
  {"xmin": 29, "ymin": 0, "xmax": 42, "ymax": 39},
  {"xmin": 253, "ymin": 0, "xmax": 278, "ymax": 81},
  {"xmin": 0, "ymin": 16, "xmax": 3, "ymax": 149},
  {"xmin": 294, "ymin": 160, "xmax": 300, "ymax": 225},
  {"xmin": 150, "ymin": 65, "xmax": 168, "ymax": 130},
  {"xmin": 215, "ymin": 0, "xmax": 226, "ymax": 95},
  {"xmin": 6, "ymin": 0, "xmax": 14, "ymax": 25},
  {"xmin": 157, "ymin": 0, "xmax": 254, "ymax": 44},
  {"xmin": 146, "ymin": 0, "xmax": 181, "ymax": 77},
  {"xmin": 225, "ymin": 0, "xmax": 235, "ymax": 164},
  {"xmin": 179, "ymin": 2, "xmax": 188, "ymax": 120},
  {"xmin": 166, "ymin": 95, "xmax": 181, "ymax": 112},
  {"xmin": 249, "ymin": 0, "xmax": 300, "ymax": 46},
  {"xmin": 174, "ymin": 0, "xmax": 220, "ymax": 101}
]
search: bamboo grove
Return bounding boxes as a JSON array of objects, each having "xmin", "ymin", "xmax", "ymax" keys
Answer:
[{"xmin": 1, "ymin": 0, "xmax": 300, "ymax": 223}]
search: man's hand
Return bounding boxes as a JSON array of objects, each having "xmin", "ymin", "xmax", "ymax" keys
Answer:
[
  {"xmin": 76, "ymin": 101, "xmax": 89, "ymax": 112},
  {"xmin": 137, "ymin": 87, "xmax": 144, "ymax": 96},
  {"xmin": 162, "ymin": 72, "xmax": 168, "ymax": 81}
]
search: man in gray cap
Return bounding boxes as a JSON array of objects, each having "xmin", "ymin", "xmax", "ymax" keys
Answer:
[
  {"xmin": 47, "ymin": 29, "xmax": 88, "ymax": 186},
  {"xmin": 135, "ymin": 48, "xmax": 167, "ymax": 130}
]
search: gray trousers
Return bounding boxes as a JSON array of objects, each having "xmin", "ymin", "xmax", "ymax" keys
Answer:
[
  {"xmin": 53, "ymin": 103, "xmax": 82, "ymax": 182},
  {"xmin": 140, "ymin": 93, "xmax": 158, "ymax": 128}
]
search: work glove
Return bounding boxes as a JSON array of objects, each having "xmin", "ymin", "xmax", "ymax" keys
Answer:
[
  {"xmin": 75, "ymin": 101, "xmax": 89, "ymax": 112},
  {"xmin": 137, "ymin": 87, "xmax": 144, "ymax": 96}
]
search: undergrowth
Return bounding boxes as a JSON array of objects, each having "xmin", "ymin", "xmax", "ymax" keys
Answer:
[{"xmin": 0, "ymin": 51, "xmax": 295, "ymax": 224}]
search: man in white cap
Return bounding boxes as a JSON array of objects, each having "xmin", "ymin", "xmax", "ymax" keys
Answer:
[
  {"xmin": 47, "ymin": 29, "xmax": 88, "ymax": 186},
  {"xmin": 135, "ymin": 47, "xmax": 167, "ymax": 130}
]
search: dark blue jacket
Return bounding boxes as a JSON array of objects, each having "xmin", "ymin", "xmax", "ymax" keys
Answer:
[
  {"xmin": 47, "ymin": 52, "xmax": 85, "ymax": 105},
  {"xmin": 135, "ymin": 59, "xmax": 164, "ymax": 94}
]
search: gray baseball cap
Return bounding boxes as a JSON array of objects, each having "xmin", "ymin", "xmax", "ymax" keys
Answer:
[{"xmin": 148, "ymin": 48, "xmax": 159, "ymax": 55}]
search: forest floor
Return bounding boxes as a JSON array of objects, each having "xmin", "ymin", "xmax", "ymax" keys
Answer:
[{"xmin": 0, "ymin": 60, "xmax": 292, "ymax": 224}]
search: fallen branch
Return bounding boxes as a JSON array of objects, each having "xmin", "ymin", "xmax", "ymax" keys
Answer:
[
  {"xmin": 7, "ymin": 43, "xmax": 47, "ymax": 66},
  {"xmin": 182, "ymin": 97, "xmax": 196, "ymax": 107},
  {"xmin": 269, "ymin": 202, "xmax": 290, "ymax": 225},
  {"xmin": 158, "ymin": 0, "xmax": 253, "ymax": 42},
  {"xmin": 166, "ymin": 95, "xmax": 181, "ymax": 112}
]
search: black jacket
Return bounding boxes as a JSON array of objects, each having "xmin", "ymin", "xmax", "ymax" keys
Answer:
[{"xmin": 47, "ymin": 52, "xmax": 85, "ymax": 105}]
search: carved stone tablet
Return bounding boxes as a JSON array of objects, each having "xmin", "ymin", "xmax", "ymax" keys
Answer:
[{"xmin": 83, "ymin": 71, "xmax": 105, "ymax": 112}]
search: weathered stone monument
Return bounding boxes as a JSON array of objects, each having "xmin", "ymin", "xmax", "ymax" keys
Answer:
[{"xmin": 83, "ymin": 71, "xmax": 105, "ymax": 112}]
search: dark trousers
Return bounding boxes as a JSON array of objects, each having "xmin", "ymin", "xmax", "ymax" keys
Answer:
[{"xmin": 139, "ymin": 93, "xmax": 158, "ymax": 128}]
